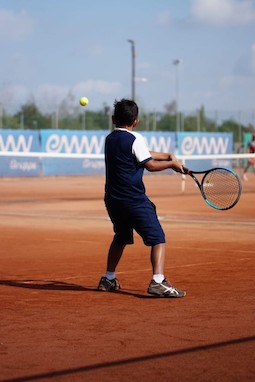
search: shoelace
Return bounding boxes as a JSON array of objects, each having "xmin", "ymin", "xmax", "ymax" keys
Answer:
[{"xmin": 163, "ymin": 283, "xmax": 179, "ymax": 295}]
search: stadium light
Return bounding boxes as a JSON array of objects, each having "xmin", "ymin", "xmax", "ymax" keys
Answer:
[
  {"xmin": 127, "ymin": 39, "xmax": 136, "ymax": 101},
  {"xmin": 173, "ymin": 59, "xmax": 182, "ymax": 132}
]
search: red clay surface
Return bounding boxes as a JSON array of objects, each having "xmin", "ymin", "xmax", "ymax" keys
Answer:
[{"xmin": 0, "ymin": 173, "xmax": 254, "ymax": 382}]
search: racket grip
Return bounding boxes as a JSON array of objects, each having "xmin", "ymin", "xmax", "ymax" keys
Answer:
[{"xmin": 182, "ymin": 166, "xmax": 190, "ymax": 174}]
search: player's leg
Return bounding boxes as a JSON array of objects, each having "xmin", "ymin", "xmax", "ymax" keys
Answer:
[
  {"xmin": 150, "ymin": 242, "xmax": 166, "ymax": 276},
  {"xmin": 132, "ymin": 199, "xmax": 165, "ymax": 279},
  {"xmin": 133, "ymin": 198, "xmax": 186, "ymax": 298},
  {"xmin": 98, "ymin": 200, "xmax": 132, "ymax": 292},
  {"xmin": 106, "ymin": 240, "xmax": 126, "ymax": 273},
  {"xmin": 148, "ymin": 242, "xmax": 185, "ymax": 297},
  {"xmin": 98, "ymin": 240, "xmax": 125, "ymax": 292}
]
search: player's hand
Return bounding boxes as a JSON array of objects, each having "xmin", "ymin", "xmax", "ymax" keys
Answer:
[
  {"xmin": 171, "ymin": 160, "xmax": 184, "ymax": 173},
  {"xmin": 169, "ymin": 153, "xmax": 178, "ymax": 162}
]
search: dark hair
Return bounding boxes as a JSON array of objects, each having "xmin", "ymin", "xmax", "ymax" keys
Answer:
[{"xmin": 113, "ymin": 99, "xmax": 139, "ymax": 127}]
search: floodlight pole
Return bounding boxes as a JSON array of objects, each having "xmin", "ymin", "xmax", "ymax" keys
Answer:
[
  {"xmin": 0, "ymin": 103, "xmax": 3, "ymax": 129},
  {"xmin": 173, "ymin": 59, "xmax": 182, "ymax": 132},
  {"xmin": 128, "ymin": 39, "xmax": 136, "ymax": 101}
]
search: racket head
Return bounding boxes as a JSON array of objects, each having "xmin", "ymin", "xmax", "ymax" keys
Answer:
[{"xmin": 200, "ymin": 168, "xmax": 242, "ymax": 210}]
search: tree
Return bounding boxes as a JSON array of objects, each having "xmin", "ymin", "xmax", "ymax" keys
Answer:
[
  {"xmin": 164, "ymin": 101, "xmax": 176, "ymax": 115},
  {"xmin": 14, "ymin": 101, "xmax": 50, "ymax": 130},
  {"xmin": 156, "ymin": 113, "xmax": 176, "ymax": 131},
  {"xmin": 218, "ymin": 119, "xmax": 240, "ymax": 143},
  {"xmin": 2, "ymin": 114, "xmax": 20, "ymax": 129}
]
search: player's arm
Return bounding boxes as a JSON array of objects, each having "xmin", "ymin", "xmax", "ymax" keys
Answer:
[
  {"xmin": 146, "ymin": 151, "xmax": 183, "ymax": 172},
  {"xmin": 132, "ymin": 134, "xmax": 183, "ymax": 173},
  {"xmin": 149, "ymin": 151, "xmax": 178, "ymax": 162},
  {"xmin": 144, "ymin": 157, "xmax": 183, "ymax": 173}
]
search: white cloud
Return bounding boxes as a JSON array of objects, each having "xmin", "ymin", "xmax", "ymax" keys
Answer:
[
  {"xmin": 71, "ymin": 80, "xmax": 121, "ymax": 96},
  {"xmin": 156, "ymin": 10, "xmax": 171, "ymax": 27},
  {"xmin": 191, "ymin": 0, "xmax": 255, "ymax": 26},
  {"xmin": 35, "ymin": 84, "xmax": 70, "ymax": 112},
  {"xmin": 0, "ymin": 80, "xmax": 122, "ymax": 113},
  {"xmin": 35, "ymin": 81, "xmax": 122, "ymax": 113},
  {"xmin": 0, "ymin": 9, "xmax": 34, "ymax": 43}
]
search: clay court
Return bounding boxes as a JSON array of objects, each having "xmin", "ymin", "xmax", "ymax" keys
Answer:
[{"xmin": 0, "ymin": 173, "xmax": 254, "ymax": 382}]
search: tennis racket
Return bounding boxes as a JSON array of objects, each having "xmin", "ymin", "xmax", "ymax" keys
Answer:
[{"xmin": 183, "ymin": 167, "xmax": 242, "ymax": 210}]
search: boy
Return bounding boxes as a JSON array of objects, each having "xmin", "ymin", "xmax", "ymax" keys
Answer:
[{"xmin": 98, "ymin": 99, "xmax": 186, "ymax": 298}]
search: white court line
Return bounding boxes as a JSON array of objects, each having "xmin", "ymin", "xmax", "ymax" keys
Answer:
[
  {"xmin": 50, "ymin": 257, "xmax": 252, "ymax": 280},
  {"xmin": 44, "ymin": 238, "xmax": 102, "ymax": 244},
  {"xmin": 1, "ymin": 211, "xmax": 254, "ymax": 226},
  {"xmin": 161, "ymin": 216, "xmax": 255, "ymax": 226},
  {"xmin": 116, "ymin": 262, "xmax": 217, "ymax": 274},
  {"xmin": 0, "ymin": 211, "xmax": 108, "ymax": 221},
  {"xmin": 116, "ymin": 258, "xmax": 253, "ymax": 275},
  {"xmin": 173, "ymin": 246, "xmax": 255, "ymax": 254},
  {"xmin": 44, "ymin": 239, "xmax": 255, "ymax": 255}
]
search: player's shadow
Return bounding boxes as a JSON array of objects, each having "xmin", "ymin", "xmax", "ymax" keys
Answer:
[{"xmin": 0, "ymin": 279, "xmax": 155, "ymax": 299}]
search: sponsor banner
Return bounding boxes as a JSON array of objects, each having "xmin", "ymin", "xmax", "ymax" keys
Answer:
[
  {"xmin": 178, "ymin": 132, "xmax": 232, "ymax": 170},
  {"xmin": 41, "ymin": 156, "xmax": 105, "ymax": 176},
  {"xmin": 142, "ymin": 132, "xmax": 176, "ymax": 153},
  {"xmin": 0, "ymin": 130, "xmax": 233, "ymax": 176},
  {"xmin": 142, "ymin": 131, "xmax": 176, "ymax": 174},
  {"xmin": 40, "ymin": 130, "xmax": 107, "ymax": 175},
  {"xmin": 0, "ymin": 130, "xmax": 40, "ymax": 176},
  {"xmin": 40, "ymin": 130, "xmax": 176, "ymax": 176}
]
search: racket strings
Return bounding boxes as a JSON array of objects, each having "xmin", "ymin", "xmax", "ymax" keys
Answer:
[{"xmin": 202, "ymin": 169, "xmax": 241, "ymax": 209}]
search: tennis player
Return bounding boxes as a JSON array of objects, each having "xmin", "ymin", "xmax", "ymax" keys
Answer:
[
  {"xmin": 242, "ymin": 133, "xmax": 255, "ymax": 181},
  {"xmin": 98, "ymin": 99, "xmax": 186, "ymax": 297}
]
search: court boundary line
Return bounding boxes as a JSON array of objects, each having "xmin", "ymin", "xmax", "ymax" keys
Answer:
[{"xmin": 0, "ymin": 211, "xmax": 254, "ymax": 226}]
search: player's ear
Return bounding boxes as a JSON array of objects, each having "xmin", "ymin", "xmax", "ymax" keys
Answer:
[{"xmin": 133, "ymin": 119, "xmax": 139, "ymax": 127}]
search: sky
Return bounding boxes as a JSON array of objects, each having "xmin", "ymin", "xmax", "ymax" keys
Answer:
[{"xmin": 0, "ymin": 0, "xmax": 255, "ymax": 116}]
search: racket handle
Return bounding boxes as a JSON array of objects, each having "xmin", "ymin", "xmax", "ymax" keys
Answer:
[{"xmin": 182, "ymin": 166, "xmax": 190, "ymax": 174}]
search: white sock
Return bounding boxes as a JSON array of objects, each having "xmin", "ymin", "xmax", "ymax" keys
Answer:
[
  {"xmin": 105, "ymin": 271, "xmax": 116, "ymax": 280},
  {"xmin": 153, "ymin": 274, "xmax": 164, "ymax": 283}
]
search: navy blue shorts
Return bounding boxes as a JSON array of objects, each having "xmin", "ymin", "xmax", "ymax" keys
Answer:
[{"xmin": 105, "ymin": 196, "xmax": 165, "ymax": 246}]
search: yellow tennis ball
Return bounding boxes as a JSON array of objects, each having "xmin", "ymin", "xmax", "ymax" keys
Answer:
[{"xmin": 79, "ymin": 97, "xmax": 89, "ymax": 106}]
